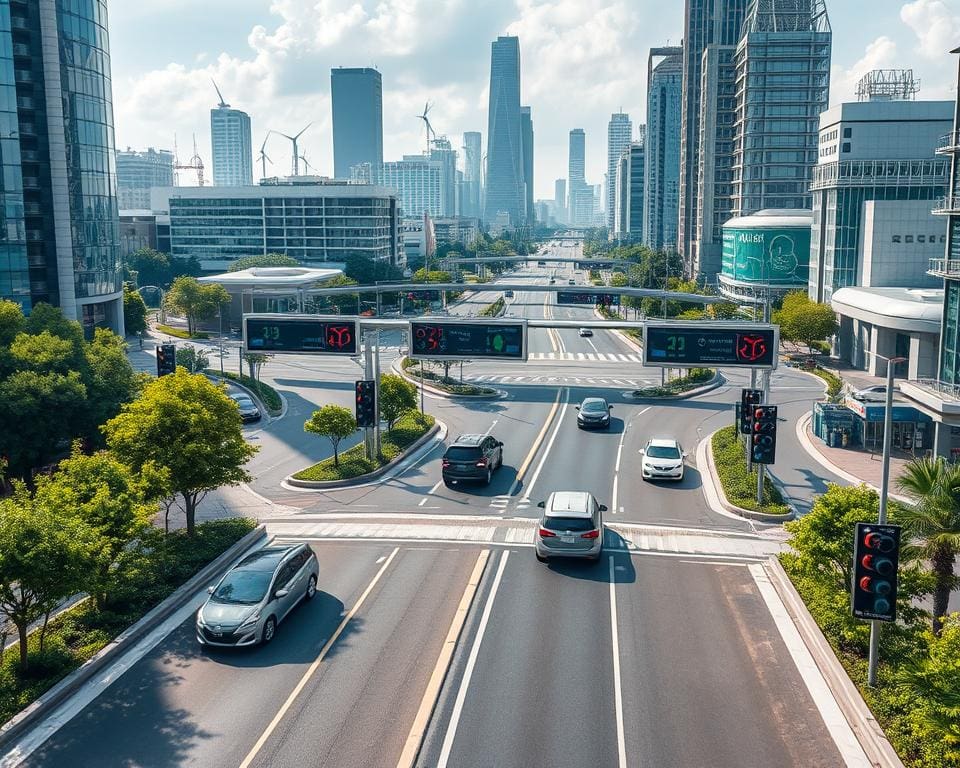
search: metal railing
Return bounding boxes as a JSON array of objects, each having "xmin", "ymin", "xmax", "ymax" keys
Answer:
[
  {"xmin": 932, "ymin": 196, "xmax": 960, "ymax": 214},
  {"xmin": 936, "ymin": 131, "xmax": 960, "ymax": 153},
  {"xmin": 928, "ymin": 258, "xmax": 960, "ymax": 276},
  {"xmin": 907, "ymin": 378, "xmax": 960, "ymax": 401}
]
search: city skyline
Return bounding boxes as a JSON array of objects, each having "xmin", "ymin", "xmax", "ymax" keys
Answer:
[{"xmin": 110, "ymin": 1, "xmax": 958, "ymax": 201}]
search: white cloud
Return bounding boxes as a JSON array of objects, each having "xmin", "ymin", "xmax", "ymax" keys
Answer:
[
  {"xmin": 900, "ymin": 0, "xmax": 960, "ymax": 59},
  {"xmin": 829, "ymin": 35, "xmax": 899, "ymax": 104}
]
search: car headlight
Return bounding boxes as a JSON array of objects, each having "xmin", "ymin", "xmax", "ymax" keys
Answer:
[{"xmin": 238, "ymin": 613, "xmax": 260, "ymax": 630}]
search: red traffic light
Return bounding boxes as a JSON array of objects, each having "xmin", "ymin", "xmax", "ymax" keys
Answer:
[
  {"xmin": 861, "ymin": 554, "xmax": 894, "ymax": 575},
  {"xmin": 863, "ymin": 532, "xmax": 895, "ymax": 552}
]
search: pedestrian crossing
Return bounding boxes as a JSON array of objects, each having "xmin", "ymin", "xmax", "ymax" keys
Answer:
[
  {"xmin": 463, "ymin": 374, "xmax": 652, "ymax": 388},
  {"xmin": 528, "ymin": 352, "xmax": 643, "ymax": 362}
]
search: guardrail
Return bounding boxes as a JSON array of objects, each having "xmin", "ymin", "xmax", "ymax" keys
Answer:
[
  {"xmin": 928, "ymin": 258, "xmax": 960, "ymax": 276},
  {"xmin": 932, "ymin": 196, "xmax": 960, "ymax": 214},
  {"xmin": 936, "ymin": 131, "xmax": 960, "ymax": 153},
  {"xmin": 909, "ymin": 378, "xmax": 960, "ymax": 401}
]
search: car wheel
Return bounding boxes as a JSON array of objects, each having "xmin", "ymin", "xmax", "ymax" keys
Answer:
[
  {"xmin": 305, "ymin": 575, "xmax": 317, "ymax": 600},
  {"xmin": 261, "ymin": 616, "xmax": 277, "ymax": 645},
  {"xmin": 536, "ymin": 553, "xmax": 547, "ymax": 563},
  {"xmin": 485, "ymin": 468, "xmax": 492, "ymax": 485},
  {"xmin": 443, "ymin": 477, "xmax": 453, "ymax": 487}
]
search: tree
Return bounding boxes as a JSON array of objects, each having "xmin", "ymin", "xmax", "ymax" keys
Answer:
[
  {"xmin": 242, "ymin": 352, "xmax": 270, "ymax": 382},
  {"xmin": 228, "ymin": 253, "xmax": 300, "ymax": 272},
  {"xmin": 103, "ymin": 369, "xmax": 258, "ymax": 535},
  {"xmin": 304, "ymin": 405, "xmax": 356, "ymax": 467},
  {"xmin": 124, "ymin": 247, "xmax": 171, "ymax": 288},
  {"xmin": 83, "ymin": 329, "xmax": 148, "ymax": 446},
  {"xmin": 37, "ymin": 445, "xmax": 168, "ymax": 609},
  {"xmin": 343, "ymin": 253, "xmax": 404, "ymax": 285},
  {"xmin": 177, "ymin": 345, "xmax": 210, "ymax": 373},
  {"xmin": 896, "ymin": 457, "xmax": 960, "ymax": 635},
  {"xmin": 123, "ymin": 285, "xmax": 148, "ymax": 335},
  {"xmin": 378, "ymin": 374, "xmax": 417, "ymax": 429},
  {"xmin": 0, "ymin": 483, "xmax": 88, "ymax": 669},
  {"xmin": 776, "ymin": 291, "xmax": 838, "ymax": 351},
  {"xmin": 165, "ymin": 277, "xmax": 230, "ymax": 336}
]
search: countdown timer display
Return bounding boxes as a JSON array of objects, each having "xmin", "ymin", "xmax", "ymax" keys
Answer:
[{"xmin": 408, "ymin": 319, "xmax": 527, "ymax": 361}]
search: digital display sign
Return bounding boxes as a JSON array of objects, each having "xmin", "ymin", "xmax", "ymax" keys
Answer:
[
  {"xmin": 243, "ymin": 315, "xmax": 359, "ymax": 355},
  {"xmin": 409, "ymin": 319, "xmax": 527, "ymax": 361},
  {"xmin": 643, "ymin": 324, "xmax": 778, "ymax": 369},
  {"xmin": 556, "ymin": 291, "xmax": 621, "ymax": 306}
]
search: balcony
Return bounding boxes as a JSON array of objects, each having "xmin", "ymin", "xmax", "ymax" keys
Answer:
[
  {"xmin": 932, "ymin": 196, "xmax": 960, "ymax": 215},
  {"xmin": 900, "ymin": 379, "xmax": 960, "ymax": 417},
  {"xmin": 928, "ymin": 258, "xmax": 960, "ymax": 277},
  {"xmin": 936, "ymin": 131, "xmax": 960, "ymax": 155}
]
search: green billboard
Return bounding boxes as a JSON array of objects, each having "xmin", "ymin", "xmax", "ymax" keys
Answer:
[{"xmin": 721, "ymin": 226, "xmax": 810, "ymax": 285}]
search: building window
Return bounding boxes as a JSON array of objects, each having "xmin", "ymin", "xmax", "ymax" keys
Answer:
[
  {"xmin": 841, "ymin": 142, "xmax": 851, "ymax": 154},
  {"xmin": 842, "ymin": 127, "xmax": 852, "ymax": 139}
]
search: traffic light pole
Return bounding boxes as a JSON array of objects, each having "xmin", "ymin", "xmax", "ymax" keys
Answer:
[
  {"xmin": 755, "ymin": 297, "xmax": 772, "ymax": 507},
  {"xmin": 373, "ymin": 330, "xmax": 382, "ymax": 459},
  {"xmin": 363, "ymin": 333, "xmax": 375, "ymax": 461}
]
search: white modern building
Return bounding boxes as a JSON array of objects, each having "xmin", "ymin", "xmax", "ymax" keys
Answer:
[
  {"xmin": 117, "ymin": 148, "xmax": 174, "ymax": 211},
  {"xmin": 606, "ymin": 113, "xmax": 632, "ymax": 231},
  {"xmin": 151, "ymin": 178, "xmax": 401, "ymax": 271},
  {"xmin": 211, "ymin": 100, "xmax": 253, "ymax": 187},
  {"xmin": 382, "ymin": 156, "xmax": 449, "ymax": 219}
]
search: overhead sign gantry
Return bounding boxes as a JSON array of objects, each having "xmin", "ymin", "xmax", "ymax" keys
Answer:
[
  {"xmin": 243, "ymin": 314, "xmax": 360, "ymax": 355},
  {"xmin": 643, "ymin": 323, "xmax": 778, "ymax": 369},
  {"xmin": 409, "ymin": 318, "xmax": 528, "ymax": 362}
]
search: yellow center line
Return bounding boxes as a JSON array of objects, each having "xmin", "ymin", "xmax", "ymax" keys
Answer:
[
  {"xmin": 509, "ymin": 387, "xmax": 563, "ymax": 496},
  {"xmin": 237, "ymin": 547, "xmax": 401, "ymax": 768},
  {"xmin": 395, "ymin": 549, "xmax": 491, "ymax": 768}
]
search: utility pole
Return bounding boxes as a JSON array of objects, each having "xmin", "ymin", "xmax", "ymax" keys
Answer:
[
  {"xmin": 363, "ymin": 332, "xmax": 375, "ymax": 460},
  {"xmin": 373, "ymin": 330, "xmax": 382, "ymax": 458}
]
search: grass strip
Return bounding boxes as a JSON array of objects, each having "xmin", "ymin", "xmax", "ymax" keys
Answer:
[{"xmin": 711, "ymin": 425, "xmax": 791, "ymax": 516}]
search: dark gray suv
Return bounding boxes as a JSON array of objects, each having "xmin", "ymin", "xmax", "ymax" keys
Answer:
[
  {"xmin": 442, "ymin": 434, "xmax": 504, "ymax": 485},
  {"xmin": 196, "ymin": 544, "xmax": 318, "ymax": 647}
]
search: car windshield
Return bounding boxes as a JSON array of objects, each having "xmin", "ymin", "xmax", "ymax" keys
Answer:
[
  {"xmin": 581, "ymin": 400, "xmax": 607, "ymax": 412},
  {"xmin": 211, "ymin": 569, "xmax": 272, "ymax": 604},
  {"xmin": 235, "ymin": 398, "xmax": 254, "ymax": 407},
  {"xmin": 646, "ymin": 445, "xmax": 681, "ymax": 459},
  {"xmin": 445, "ymin": 446, "xmax": 481, "ymax": 461},
  {"xmin": 544, "ymin": 516, "xmax": 595, "ymax": 532}
]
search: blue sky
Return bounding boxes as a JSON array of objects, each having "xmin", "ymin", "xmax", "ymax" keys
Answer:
[{"xmin": 108, "ymin": 0, "xmax": 960, "ymax": 199}]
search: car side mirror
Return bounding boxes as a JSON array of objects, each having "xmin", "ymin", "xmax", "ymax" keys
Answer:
[
  {"xmin": 537, "ymin": 501, "xmax": 545, "ymax": 508},
  {"xmin": 608, "ymin": 405, "xmax": 613, "ymax": 410},
  {"xmin": 599, "ymin": 504, "xmax": 608, "ymax": 512},
  {"xmin": 682, "ymin": 452, "xmax": 688, "ymax": 458},
  {"xmin": 638, "ymin": 449, "xmax": 645, "ymax": 456},
  {"xmin": 274, "ymin": 588, "xmax": 289, "ymax": 599},
  {"xmin": 207, "ymin": 586, "xmax": 215, "ymax": 594},
  {"xmin": 497, "ymin": 442, "xmax": 504, "ymax": 448},
  {"xmin": 575, "ymin": 405, "xmax": 580, "ymax": 410}
]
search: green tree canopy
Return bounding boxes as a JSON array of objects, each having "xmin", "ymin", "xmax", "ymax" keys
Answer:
[
  {"xmin": 165, "ymin": 277, "xmax": 231, "ymax": 335},
  {"xmin": 123, "ymin": 284, "xmax": 148, "ymax": 335},
  {"xmin": 775, "ymin": 291, "xmax": 838, "ymax": 351},
  {"xmin": 342, "ymin": 253, "xmax": 404, "ymax": 285},
  {"xmin": 412, "ymin": 268, "xmax": 452, "ymax": 283},
  {"xmin": 124, "ymin": 247, "xmax": 171, "ymax": 288},
  {"xmin": 228, "ymin": 253, "xmax": 300, "ymax": 272},
  {"xmin": 176, "ymin": 345, "xmax": 210, "ymax": 373},
  {"xmin": 305, "ymin": 405, "xmax": 356, "ymax": 467},
  {"xmin": 103, "ymin": 369, "xmax": 258, "ymax": 534},
  {"xmin": 378, "ymin": 373, "xmax": 417, "ymax": 429}
]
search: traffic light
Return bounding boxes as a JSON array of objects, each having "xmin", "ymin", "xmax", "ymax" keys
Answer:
[
  {"xmin": 852, "ymin": 523, "xmax": 901, "ymax": 622},
  {"xmin": 740, "ymin": 388, "xmax": 762, "ymax": 434},
  {"xmin": 156, "ymin": 343, "xmax": 176, "ymax": 377},
  {"xmin": 355, "ymin": 380, "xmax": 376, "ymax": 428},
  {"xmin": 751, "ymin": 405, "xmax": 778, "ymax": 464}
]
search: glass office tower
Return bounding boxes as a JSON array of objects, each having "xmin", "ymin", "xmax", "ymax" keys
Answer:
[
  {"xmin": 485, "ymin": 36, "xmax": 524, "ymax": 227},
  {"xmin": 644, "ymin": 48, "xmax": 683, "ymax": 250},
  {"xmin": 331, "ymin": 67, "xmax": 383, "ymax": 182}
]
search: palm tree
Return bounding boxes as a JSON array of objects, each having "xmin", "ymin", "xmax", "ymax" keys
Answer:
[{"xmin": 897, "ymin": 457, "xmax": 960, "ymax": 635}]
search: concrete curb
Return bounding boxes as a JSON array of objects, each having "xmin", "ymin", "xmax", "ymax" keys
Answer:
[
  {"xmin": 625, "ymin": 371, "xmax": 726, "ymax": 401},
  {"xmin": 392, "ymin": 357, "xmax": 502, "ymax": 400},
  {"xmin": 0, "ymin": 524, "xmax": 269, "ymax": 749},
  {"xmin": 704, "ymin": 429, "xmax": 795, "ymax": 523},
  {"xmin": 591, "ymin": 306, "xmax": 644, "ymax": 354},
  {"xmin": 286, "ymin": 421, "xmax": 443, "ymax": 489},
  {"xmin": 204, "ymin": 370, "xmax": 285, "ymax": 419},
  {"xmin": 764, "ymin": 557, "xmax": 906, "ymax": 768}
]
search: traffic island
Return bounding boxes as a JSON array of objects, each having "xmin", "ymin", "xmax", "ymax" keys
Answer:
[
  {"xmin": 706, "ymin": 425, "xmax": 794, "ymax": 522},
  {"xmin": 396, "ymin": 357, "xmax": 499, "ymax": 399},
  {"xmin": 629, "ymin": 368, "xmax": 722, "ymax": 400},
  {"xmin": 288, "ymin": 412, "xmax": 439, "ymax": 488},
  {"xmin": 205, "ymin": 370, "xmax": 284, "ymax": 417}
]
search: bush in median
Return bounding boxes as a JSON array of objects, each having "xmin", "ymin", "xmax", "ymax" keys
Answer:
[{"xmin": 711, "ymin": 425, "xmax": 791, "ymax": 516}]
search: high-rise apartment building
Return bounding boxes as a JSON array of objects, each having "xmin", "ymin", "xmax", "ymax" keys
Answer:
[
  {"xmin": 606, "ymin": 113, "xmax": 632, "ymax": 231},
  {"xmin": 694, "ymin": 44, "xmax": 737, "ymax": 282},
  {"xmin": 644, "ymin": 47, "xmax": 683, "ymax": 250},
  {"xmin": 430, "ymin": 137, "xmax": 459, "ymax": 217},
  {"xmin": 382, "ymin": 156, "xmax": 448, "ymax": 219},
  {"xmin": 331, "ymin": 67, "xmax": 384, "ymax": 182},
  {"xmin": 614, "ymin": 141, "xmax": 645, "ymax": 241},
  {"xmin": 485, "ymin": 36, "xmax": 524, "ymax": 227},
  {"xmin": 730, "ymin": 0, "xmax": 832, "ymax": 217},
  {"xmin": 211, "ymin": 97, "xmax": 253, "ymax": 187},
  {"xmin": 554, "ymin": 179, "xmax": 567, "ymax": 224},
  {"xmin": 679, "ymin": 0, "xmax": 747, "ymax": 274},
  {"xmin": 117, "ymin": 148, "xmax": 175, "ymax": 211},
  {"xmin": 568, "ymin": 129, "xmax": 592, "ymax": 226},
  {"xmin": 521, "ymin": 107, "xmax": 534, "ymax": 224},
  {"xmin": 462, "ymin": 131, "xmax": 482, "ymax": 218},
  {"xmin": 0, "ymin": 0, "xmax": 123, "ymax": 335}
]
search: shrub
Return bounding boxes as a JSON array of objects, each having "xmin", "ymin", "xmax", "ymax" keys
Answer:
[{"xmin": 711, "ymin": 425, "xmax": 791, "ymax": 515}]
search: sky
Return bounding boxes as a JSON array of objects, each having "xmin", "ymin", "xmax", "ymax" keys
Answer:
[{"xmin": 109, "ymin": 0, "xmax": 960, "ymax": 201}]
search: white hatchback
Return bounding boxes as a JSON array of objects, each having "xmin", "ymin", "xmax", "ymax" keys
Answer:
[{"xmin": 640, "ymin": 438, "xmax": 686, "ymax": 481}]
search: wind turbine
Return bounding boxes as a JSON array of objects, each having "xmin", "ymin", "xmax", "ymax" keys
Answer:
[
  {"xmin": 299, "ymin": 151, "xmax": 315, "ymax": 175},
  {"xmin": 416, "ymin": 101, "xmax": 435, "ymax": 155},
  {"xmin": 211, "ymin": 78, "xmax": 229, "ymax": 108},
  {"xmin": 257, "ymin": 131, "xmax": 273, "ymax": 179},
  {"xmin": 275, "ymin": 122, "xmax": 313, "ymax": 176}
]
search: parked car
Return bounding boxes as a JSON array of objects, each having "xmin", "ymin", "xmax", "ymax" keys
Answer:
[
  {"xmin": 640, "ymin": 438, "xmax": 686, "ymax": 481},
  {"xmin": 535, "ymin": 491, "xmax": 606, "ymax": 563},
  {"xmin": 196, "ymin": 544, "xmax": 318, "ymax": 647},
  {"xmin": 576, "ymin": 397, "xmax": 612, "ymax": 429},
  {"xmin": 851, "ymin": 385, "xmax": 891, "ymax": 402},
  {"xmin": 578, "ymin": 328, "xmax": 593, "ymax": 337},
  {"xmin": 442, "ymin": 434, "xmax": 504, "ymax": 485},
  {"xmin": 230, "ymin": 393, "xmax": 261, "ymax": 423}
]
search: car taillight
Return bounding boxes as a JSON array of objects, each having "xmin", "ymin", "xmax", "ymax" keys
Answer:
[
  {"xmin": 538, "ymin": 528, "xmax": 556, "ymax": 538},
  {"xmin": 475, "ymin": 459, "xmax": 487, "ymax": 467},
  {"xmin": 442, "ymin": 459, "xmax": 450, "ymax": 467},
  {"xmin": 581, "ymin": 529, "xmax": 600, "ymax": 539}
]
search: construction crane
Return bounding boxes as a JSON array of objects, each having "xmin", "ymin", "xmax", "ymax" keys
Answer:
[{"xmin": 173, "ymin": 134, "xmax": 205, "ymax": 186}]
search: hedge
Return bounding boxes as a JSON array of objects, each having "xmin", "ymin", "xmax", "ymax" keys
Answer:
[
  {"xmin": 711, "ymin": 425, "xmax": 791, "ymax": 515},
  {"xmin": 633, "ymin": 367, "xmax": 713, "ymax": 397},
  {"xmin": 213, "ymin": 370, "xmax": 282, "ymax": 413},
  {"xmin": 154, "ymin": 324, "xmax": 209, "ymax": 340}
]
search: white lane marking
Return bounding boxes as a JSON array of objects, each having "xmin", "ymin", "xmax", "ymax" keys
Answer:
[
  {"xmin": 238, "ymin": 548, "xmax": 400, "ymax": 768},
  {"xmin": 437, "ymin": 551, "xmax": 510, "ymax": 768},
  {"xmin": 748, "ymin": 564, "xmax": 871, "ymax": 767},
  {"xmin": 376, "ymin": 555, "xmax": 387, "ymax": 564},
  {"xmin": 587, "ymin": 338, "xmax": 601, "ymax": 355},
  {"xmin": 611, "ymin": 474, "xmax": 619, "ymax": 514},
  {"xmin": 418, "ymin": 498, "xmax": 428, "ymax": 507},
  {"xmin": 520, "ymin": 389, "xmax": 569, "ymax": 502},
  {"xmin": 428, "ymin": 480, "xmax": 444, "ymax": 496},
  {"xmin": 609, "ymin": 555, "xmax": 628, "ymax": 768},
  {"xmin": 483, "ymin": 419, "xmax": 499, "ymax": 437}
]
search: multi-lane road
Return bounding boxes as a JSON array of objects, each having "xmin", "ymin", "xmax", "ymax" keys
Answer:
[{"xmin": 2, "ymin": 242, "xmax": 866, "ymax": 768}]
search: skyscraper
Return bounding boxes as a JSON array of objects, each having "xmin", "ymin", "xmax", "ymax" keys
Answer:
[
  {"xmin": 644, "ymin": 47, "xmax": 684, "ymax": 250},
  {"xmin": 382, "ymin": 156, "xmax": 447, "ymax": 218},
  {"xmin": 606, "ymin": 113, "xmax": 632, "ymax": 231},
  {"xmin": 568, "ymin": 129, "xmax": 592, "ymax": 226},
  {"xmin": 430, "ymin": 137, "xmax": 458, "ymax": 217},
  {"xmin": 0, "ymin": 0, "xmax": 124, "ymax": 335},
  {"xmin": 614, "ymin": 141, "xmax": 645, "ymax": 241},
  {"xmin": 211, "ymin": 95, "xmax": 253, "ymax": 187},
  {"xmin": 485, "ymin": 36, "xmax": 524, "ymax": 227},
  {"xmin": 461, "ymin": 131, "xmax": 482, "ymax": 219},
  {"xmin": 331, "ymin": 67, "xmax": 384, "ymax": 182},
  {"xmin": 554, "ymin": 179, "xmax": 567, "ymax": 224},
  {"xmin": 521, "ymin": 106, "xmax": 534, "ymax": 224},
  {"xmin": 117, "ymin": 148, "xmax": 175, "ymax": 210},
  {"xmin": 730, "ymin": 0, "xmax": 832, "ymax": 216},
  {"xmin": 679, "ymin": 0, "xmax": 748, "ymax": 273}
]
